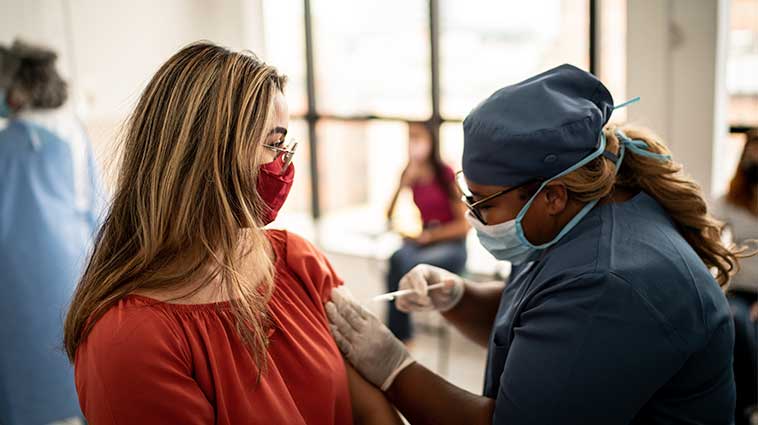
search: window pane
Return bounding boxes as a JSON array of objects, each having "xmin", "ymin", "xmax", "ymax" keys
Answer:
[
  {"xmin": 597, "ymin": 0, "xmax": 627, "ymax": 122},
  {"xmin": 262, "ymin": 0, "xmax": 308, "ymax": 116},
  {"xmin": 440, "ymin": 0, "xmax": 590, "ymax": 119},
  {"xmin": 315, "ymin": 120, "xmax": 419, "ymax": 255},
  {"xmin": 317, "ymin": 120, "xmax": 408, "ymax": 214},
  {"xmin": 311, "ymin": 0, "xmax": 431, "ymax": 119},
  {"xmin": 440, "ymin": 122, "xmax": 464, "ymax": 172},
  {"xmin": 727, "ymin": 0, "xmax": 758, "ymax": 127}
]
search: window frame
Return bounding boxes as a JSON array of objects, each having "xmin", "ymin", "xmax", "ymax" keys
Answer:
[{"xmin": 297, "ymin": 0, "xmax": 598, "ymax": 219}]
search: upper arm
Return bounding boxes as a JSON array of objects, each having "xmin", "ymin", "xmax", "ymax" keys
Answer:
[
  {"xmin": 76, "ymin": 314, "xmax": 214, "ymax": 424},
  {"xmin": 345, "ymin": 361, "xmax": 404, "ymax": 425},
  {"xmin": 285, "ymin": 231, "xmax": 344, "ymax": 304},
  {"xmin": 494, "ymin": 274, "xmax": 685, "ymax": 425}
]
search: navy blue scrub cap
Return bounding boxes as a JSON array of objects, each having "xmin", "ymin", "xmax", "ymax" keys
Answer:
[{"xmin": 462, "ymin": 64, "xmax": 615, "ymax": 187}]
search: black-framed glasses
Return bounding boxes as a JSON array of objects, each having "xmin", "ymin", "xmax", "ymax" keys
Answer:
[
  {"xmin": 455, "ymin": 170, "xmax": 538, "ymax": 225},
  {"xmin": 263, "ymin": 138, "xmax": 298, "ymax": 173}
]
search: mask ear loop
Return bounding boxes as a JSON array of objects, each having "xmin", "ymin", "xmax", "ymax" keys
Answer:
[
  {"xmin": 514, "ymin": 132, "xmax": 608, "ymax": 250},
  {"xmin": 512, "ymin": 97, "xmax": 645, "ymax": 251},
  {"xmin": 614, "ymin": 129, "xmax": 672, "ymax": 162}
]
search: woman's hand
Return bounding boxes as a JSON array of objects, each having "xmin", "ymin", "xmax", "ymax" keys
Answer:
[
  {"xmin": 326, "ymin": 290, "xmax": 415, "ymax": 391},
  {"xmin": 404, "ymin": 230, "xmax": 434, "ymax": 246}
]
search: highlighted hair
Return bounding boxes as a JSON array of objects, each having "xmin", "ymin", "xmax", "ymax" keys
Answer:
[{"xmin": 558, "ymin": 124, "xmax": 749, "ymax": 287}]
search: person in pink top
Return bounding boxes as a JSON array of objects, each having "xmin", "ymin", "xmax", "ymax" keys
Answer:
[{"xmin": 385, "ymin": 122, "xmax": 470, "ymax": 342}]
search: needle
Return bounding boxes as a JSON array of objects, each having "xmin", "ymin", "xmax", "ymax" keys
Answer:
[{"xmin": 372, "ymin": 282, "xmax": 447, "ymax": 302}]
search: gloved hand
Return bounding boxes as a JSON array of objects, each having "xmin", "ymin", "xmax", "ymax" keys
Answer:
[
  {"xmin": 395, "ymin": 264, "xmax": 465, "ymax": 313},
  {"xmin": 326, "ymin": 289, "xmax": 415, "ymax": 391}
]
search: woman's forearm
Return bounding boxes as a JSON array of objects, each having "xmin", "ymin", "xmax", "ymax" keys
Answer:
[
  {"xmin": 425, "ymin": 219, "xmax": 469, "ymax": 243},
  {"xmin": 442, "ymin": 280, "xmax": 504, "ymax": 347},
  {"xmin": 386, "ymin": 186, "xmax": 402, "ymax": 220},
  {"xmin": 386, "ymin": 362, "xmax": 495, "ymax": 425}
]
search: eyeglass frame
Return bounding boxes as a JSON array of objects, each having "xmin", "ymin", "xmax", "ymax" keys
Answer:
[
  {"xmin": 262, "ymin": 138, "xmax": 298, "ymax": 173},
  {"xmin": 455, "ymin": 170, "xmax": 540, "ymax": 225}
]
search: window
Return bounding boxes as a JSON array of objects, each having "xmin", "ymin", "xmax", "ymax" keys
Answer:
[
  {"xmin": 727, "ymin": 0, "xmax": 758, "ymax": 128},
  {"xmin": 440, "ymin": 0, "xmax": 590, "ymax": 119},
  {"xmin": 311, "ymin": 0, "xmax": 431, "ymax": 119},
  {"xmin": 262, "ymin": 0, "xmax": 594, "ymax": 267},
  {"xmin": 595, "ymin": 0, "xmax": 627, "ymax": 122}
]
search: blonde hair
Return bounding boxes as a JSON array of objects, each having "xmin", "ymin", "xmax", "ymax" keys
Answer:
[
  {"xmin": 64, "ymin": 42, "xmax": 286, "ymax": 369},
  {"xmin": 559, "ymin": 124, "xmax": 748, "ymax": 287}
]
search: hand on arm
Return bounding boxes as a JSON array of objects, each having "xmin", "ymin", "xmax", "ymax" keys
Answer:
[{"xmin": 326, "ymin": 290, "xmax": 495, "ymax": 425}]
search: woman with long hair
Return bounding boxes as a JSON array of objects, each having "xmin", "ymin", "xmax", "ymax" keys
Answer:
[
  {"xmin": 385, "ymin": 122, "xmax": 468, "ymax": 342},
  {"xmin": 713, "ymin": 129, "xmax": 758, "ymax": 424},
  {"xmin": 64, "ymin": 42, "xmax": 400, "ymax": 424},
  {"xmin": 326, "ymin": 64, "xmax": 752, "ymax": 424}
]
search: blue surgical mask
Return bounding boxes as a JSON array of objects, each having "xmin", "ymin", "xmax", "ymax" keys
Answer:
[
  {"xmin": 0, "ymin": 89, "xmax": 10, "ymax": 118},
  {"xmin": 466, "ymin": 212, "xmax": 536, "ymax": 264}
]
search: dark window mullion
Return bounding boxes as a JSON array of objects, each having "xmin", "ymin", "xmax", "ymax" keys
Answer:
[
  {"xmin": 303, "ymin": 0, "xmax": 320, "ymax": 220},
  {"xmin": 429, "ymin": 0, "xmax": 442, "ymax": 150}
]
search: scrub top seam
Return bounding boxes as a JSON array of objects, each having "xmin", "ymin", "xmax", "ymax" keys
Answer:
[
  {"xmin": 553, "ymin": 272, "xmax": 613, "ymax": 413},
  {"xmin": 608, "ymin": 271, "xmax": 689, "ymax": 357},
  {"xmin": 656, "ymin": 221, "xmax": 710, "ymax": 339}
]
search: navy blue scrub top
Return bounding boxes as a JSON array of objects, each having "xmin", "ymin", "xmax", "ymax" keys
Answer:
[{"xmin": 484, "ymin": 192, "xmax": 735, "ymax": 425}]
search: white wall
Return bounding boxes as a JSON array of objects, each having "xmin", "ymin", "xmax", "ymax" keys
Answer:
[
  {"xmin": 626, "ymin": 0, "xmax": 731, "ymax": 198},
  {"xmin": 0, "ymin": 0, "xmax": 265, "ymax": 180}
]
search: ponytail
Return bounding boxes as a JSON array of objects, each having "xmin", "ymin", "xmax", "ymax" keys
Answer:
[{"xmin": 560, "ymin": 124, "xmax": 749, "ymax": 287}]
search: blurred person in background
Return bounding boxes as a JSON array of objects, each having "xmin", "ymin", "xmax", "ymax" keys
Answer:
[
  {"xmin": 385, "ymin": 122, "xmax": 469, "ymax": 343},
  {"xmin": 64, "ymin": 42, "xmax": 401, "ymax": 425},
  {"xmin": 713, "ymin": 129, "xmax": 758, "ymax": 425},
  {"xmin": 0, "ymin": 39, "xmax": 102, "ymax": 425}
]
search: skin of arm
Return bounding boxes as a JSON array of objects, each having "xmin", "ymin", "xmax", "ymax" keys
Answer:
[
  {"xmin": 386, "ymin": 167, "xmax": 410, "ymax": 220},
  {"xmin": 417, "ymin": 199, "xmax": 470, "ymax": 245},
  {"xmin": 345, "ymin": 360, "xmax": 404, "ymax": 425},
  {"xmin": 442, "ymin": 280, "xmax": 505, "ymax": 347},
  {"xmin": 386, "ymin": 362, "xmax": 495, "ymax": 425}
]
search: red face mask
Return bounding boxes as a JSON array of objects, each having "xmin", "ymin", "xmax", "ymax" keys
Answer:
[{"xmin": 256, "ymin": 155, "xmax": 295, "ymax": 225}]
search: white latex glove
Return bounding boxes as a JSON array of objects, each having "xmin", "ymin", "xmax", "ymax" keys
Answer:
[
  {"xmin": 326, "ymin": 289, "xmax": 415, "ymax": 391},
  {"xmin": 395, "ymin": 264, "xmax": 465, "ymax": 313}
]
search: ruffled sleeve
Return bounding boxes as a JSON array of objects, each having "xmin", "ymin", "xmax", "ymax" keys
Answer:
[{"xmin": 270, "ymin": 230, "xmax": 344, "ymax": 305}]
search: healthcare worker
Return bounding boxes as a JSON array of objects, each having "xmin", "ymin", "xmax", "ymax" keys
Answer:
[
  {"xmin": 0, "ymin": 40, "xmax": 102, "ymax": 425},
  {"xmin": 326, "ymin": 64, "xmax": 749, "ymax": 425}
]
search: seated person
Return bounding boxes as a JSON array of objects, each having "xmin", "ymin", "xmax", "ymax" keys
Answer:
[
  {"xmin": 711, "ymin": 130, "xmax": 758, "ymax": 425},
  {"xmin": 63, "ymin": 42, "xmax": 401, "ymax": 425},
  {"xmin": 385, "ymin": 122, "xmax": 469, "ymax": 342}
]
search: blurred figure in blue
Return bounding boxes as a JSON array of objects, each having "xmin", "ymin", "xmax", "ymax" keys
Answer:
[
  {"xmin": 713, "ymin": 130, "xmax": 758, "ymax": 425},
  {"xmin": 0, "ymin": 39, "xmax": 103, "ymax": 425},
  {"xmin": 384, "ymin": 122, "xmax": 469, "ymax": 342}
]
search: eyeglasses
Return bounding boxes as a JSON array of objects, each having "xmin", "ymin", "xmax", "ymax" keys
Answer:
[
  {"xmin": 263, "ymin": 137, "xmax": 298, "ymax": 173},
  {"xmin": 455, "ymin": 170, "xmax": 538, "ymax": 225}
]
